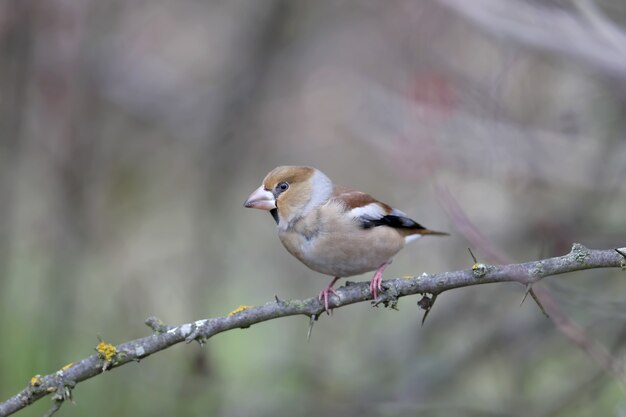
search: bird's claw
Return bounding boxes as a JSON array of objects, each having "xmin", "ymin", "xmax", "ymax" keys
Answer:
[
  {"xmin": 319, "ymin": 287, "xmax": 338, "ymax": 314},
  {"xmin": 369, "ymin": 271, "xmax": 384, "ymax": 300}
]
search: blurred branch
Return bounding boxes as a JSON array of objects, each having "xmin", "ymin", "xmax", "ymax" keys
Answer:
[
  {"xmin": 437, "ymin": 0, "xmax": 626, "ymax": 83},
  {"xmin": 437, "ymin": 185, "xmax": 626, "ymax": 380},
  {"xmin": 0, "ymin": 244, "xmax": 624, "ymax": 417}
]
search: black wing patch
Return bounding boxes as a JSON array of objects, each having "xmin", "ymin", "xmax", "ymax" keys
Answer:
[{"xmin": 361, "ymin": 215, "xmax": 427, "ymax": 230}]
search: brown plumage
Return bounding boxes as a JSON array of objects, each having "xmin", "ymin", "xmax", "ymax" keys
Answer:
[{"xmin": 244, "ymin": 165, "xmax": 447, "ymax": 312}]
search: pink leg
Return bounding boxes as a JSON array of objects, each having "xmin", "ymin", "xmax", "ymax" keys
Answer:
[
  {"xmin": 319, "ymin": 276, "xmax": 341, "ymax": 313},
  {"xmin": 369, "ymin": 261, "xmax": 391, "ymax": 300}
]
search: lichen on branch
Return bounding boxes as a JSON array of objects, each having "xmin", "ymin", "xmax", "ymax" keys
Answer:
[{"xmin": 0, "ymin": 244, "xmax": 624, "ymax": 417}]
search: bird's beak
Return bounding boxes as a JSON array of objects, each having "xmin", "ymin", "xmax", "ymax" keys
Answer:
[{"xmin": 244, "ymin": 186, "xmax": 276, "ymax": 211}]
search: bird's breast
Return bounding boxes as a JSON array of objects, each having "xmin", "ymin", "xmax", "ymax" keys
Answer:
[{"xmin": 277, "ymin": 205, "xmax": 406, "ymax": 277}]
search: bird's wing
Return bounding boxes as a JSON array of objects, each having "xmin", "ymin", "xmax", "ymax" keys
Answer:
[{"xmin": 330, "ymin": 186, "xmax": 432, "ymax": 232}]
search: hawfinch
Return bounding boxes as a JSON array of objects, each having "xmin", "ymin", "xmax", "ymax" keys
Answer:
[{"xmin": 244, "ymin": 166, "xmax": 447, "ymax": 312}]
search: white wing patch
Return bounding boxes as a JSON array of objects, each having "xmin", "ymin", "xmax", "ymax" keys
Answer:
[
  {"xmin": 348, "ymin": 203, "xmax": 387, "ymax": 220},
  {"xmin": 404, "ymin": 234, "xmax": 423, "ymax": 244},
  {"xmin": 390, "ymin": 208, "xmax": 408, "ymax": 217}
]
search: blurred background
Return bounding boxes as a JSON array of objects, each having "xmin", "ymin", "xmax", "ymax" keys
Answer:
[{"xmin": 1, "ymin": 0, "xmax": 626, "ymax": 416}]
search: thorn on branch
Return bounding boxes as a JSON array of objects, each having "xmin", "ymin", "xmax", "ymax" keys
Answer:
[
  {"xmin": 521, "ymin": 284, "xmax": 549, "ymax": 318},
  {"xmin": 307, "ymin": 315, "xmax": 317, "ymax": 341},
  {"xmin": 418, "ymin": 293, "xmax": 438, "ymax": 325},
  {"xmin": 520, "ymin": 284, "xmax": 531, "ymax": 305},
  {"xmin": 529, "ymin": 288, "xmax": 549, "ymax": 318},
  {"xmin": 468, "ymin": 247, "xmax": 478, "ymax": 263}
]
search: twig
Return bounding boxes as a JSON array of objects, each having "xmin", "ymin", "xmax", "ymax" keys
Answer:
[
  {"xmin": 0, "ymin": 244, "xmax": 623, "ymax": 417},
  {"xmin": 42, "ymin": 401, "xmax": 62, "ymax": 417}
]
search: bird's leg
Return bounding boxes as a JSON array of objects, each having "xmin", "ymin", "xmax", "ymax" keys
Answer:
[
  {"xmin": 369, "ymin": 261, "xmax": 391, "ymax": 300},
  {"xmin": 319, "ymin": 276, "xmax": 341, "ymax": 313}
]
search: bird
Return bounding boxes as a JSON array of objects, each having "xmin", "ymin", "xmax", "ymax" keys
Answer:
[{"xmin": 244, "ymin": 166, "xmax": 447, "ymax": 312}]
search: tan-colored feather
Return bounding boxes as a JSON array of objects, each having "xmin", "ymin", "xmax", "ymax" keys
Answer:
[{"xmin": 331, "ymin": 186, "xmax": 393, "ymax": 214}]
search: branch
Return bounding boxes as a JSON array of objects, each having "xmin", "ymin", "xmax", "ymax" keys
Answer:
[{"xmin": 1, "ymin": 244, "xmax": 624, "ymax": 417}]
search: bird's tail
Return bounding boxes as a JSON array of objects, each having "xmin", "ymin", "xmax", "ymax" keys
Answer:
[{"xmin": 418, "ymin": 229, "xmax": 449, "ymax": 236}]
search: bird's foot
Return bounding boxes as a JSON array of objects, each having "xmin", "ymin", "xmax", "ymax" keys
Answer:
[
  {"xmin": 369, "ymin": 262, "xmax": 391, "ymax": 300},
  {"xmin": 319, "ymin": 276, "xmax": 340, "ymax": 314}
]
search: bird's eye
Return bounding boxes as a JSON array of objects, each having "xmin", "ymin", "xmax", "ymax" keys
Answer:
[{"xmin": 276, "ymin": 182, "xmax": 289, "ymax": 192}]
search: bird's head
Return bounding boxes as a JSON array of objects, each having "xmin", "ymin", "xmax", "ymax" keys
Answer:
[{"xmin": 244, "ymin": 166, "xmax": 332, "ymax": 226}]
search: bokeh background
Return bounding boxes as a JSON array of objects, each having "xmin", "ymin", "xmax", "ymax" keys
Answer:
[{"xmin": 1, "ymin": 0, "xmax": 626, "ymax": 416}]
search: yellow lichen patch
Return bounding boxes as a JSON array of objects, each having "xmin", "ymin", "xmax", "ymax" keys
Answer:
[
  {"xmin": 228, "ymin": 305, "xmax": 253, "ymax": 316},
  {"xmin": 61, "ymin": 362, "xmax": 74, "ymax": 370},
  {"xmin": 402, "ymin": 275, "xmax": 415, "ymax": 279},
  {"xmin": 97, "ymin": 341, "xmax": 118, "ymax": 362},
  {"xmin": 30, "ymin": 374, "xmax": 42, "ymax": 387},
  {"xmin": 472, "ymin": 263, "xmax": 487, "ymax": 278}
]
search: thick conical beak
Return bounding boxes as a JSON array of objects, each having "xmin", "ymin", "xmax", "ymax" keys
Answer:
[{"xmin": 244, "ymin": 186, "xmax": 276, "ymax": 211}]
